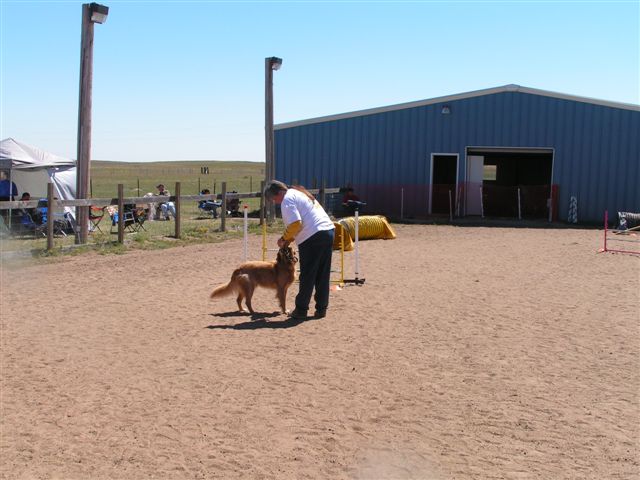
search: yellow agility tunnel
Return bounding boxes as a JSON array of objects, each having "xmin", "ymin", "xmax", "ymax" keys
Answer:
[{"xmin": 333, "ymin": 215, "xmax": 396, "ymax": 251}]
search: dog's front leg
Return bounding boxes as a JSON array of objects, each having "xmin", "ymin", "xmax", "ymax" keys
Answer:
[{"xmin": 277, "ymin": 287, "xmax": 289, "ymax": 315}]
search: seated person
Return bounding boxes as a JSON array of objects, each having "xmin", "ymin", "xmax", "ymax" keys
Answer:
[
  {"xmin": 19, "ymin": 192, "xmax": 43, "ymax": 224},
  {"xmin": 198, "ymin": 189, "xmax": 220, "ymax": 218},
  {"xmin": 156, "ymin": 183, "xmax": 176, "ymax": 220},
  {"xmin": 342, "ymin": 187, "xmax": 363, "ymax": 216},
  {"xmin": 227, "ymin": 192, "xmax": 242, "ymax": 216}
]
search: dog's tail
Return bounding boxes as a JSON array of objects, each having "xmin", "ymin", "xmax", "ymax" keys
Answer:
[{"xmin": 210, "ymin": 280, "xmax": 236, "ymax": 299}]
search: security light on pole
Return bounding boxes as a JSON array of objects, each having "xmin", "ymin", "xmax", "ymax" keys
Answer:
[
  {"xmin": 76, "ymin": 2, "xmax": 108, "ymax": 244},
  {"xmin": 265, "ymin": 56, "xmax": 282, "ymax": 223}
]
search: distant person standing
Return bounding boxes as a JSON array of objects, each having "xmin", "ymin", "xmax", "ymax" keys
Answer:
[
  {"xmin": 0, "ymin": 170, "xmax": 18, "ymax": 201},
  {"xmin": 0, "ymin": 170, "xmax": 18, "ymax": 224}
]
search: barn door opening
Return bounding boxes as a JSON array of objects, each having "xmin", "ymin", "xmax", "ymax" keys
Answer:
[
  {"xmin": 430, "ymin": 154, "xmax": 458, "ymax": 215},
  {"xmin": 467, "ymin": 148, "xmax": 553, "ymax": 218}
]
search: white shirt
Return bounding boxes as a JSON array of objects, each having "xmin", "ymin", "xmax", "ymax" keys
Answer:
[{"xmin": 281, "ymin": 188, "xmax": 334, "ymax": 245}]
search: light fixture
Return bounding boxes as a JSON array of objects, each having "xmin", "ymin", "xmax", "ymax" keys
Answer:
[
  {"xmin": 89, "ymin": 3, "xmax": 109, "ymax": 24},
  {"xmin": 269, "ymin": 57, "xmax": 283, "ymax": 71},
  {"xmin": 441, "ymin": 105, "xmax": 451, "ymax": 115}
]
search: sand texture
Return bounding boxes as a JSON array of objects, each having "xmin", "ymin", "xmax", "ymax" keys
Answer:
[{"xmin": 1, "ymin": 225, "xmax": 638, "ymax": 479}]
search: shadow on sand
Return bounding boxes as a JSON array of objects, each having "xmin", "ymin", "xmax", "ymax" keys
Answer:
[{"xmin": 206, "ymin": 311, "xmax": 316, "ymax": 330}]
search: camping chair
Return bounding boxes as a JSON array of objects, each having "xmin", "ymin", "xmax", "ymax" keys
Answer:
[
  {"xmin": 227, "ymin": 193, "xmax": 242, "ymax": 217},
  {"xmin": 0, "ymin": 214, "xmax": 11, "ymax": 238},
  {"xmin": 198, "ymin": 199, "xmax": 221, "ymax": 218},
  {"xmin": 130, "ymin": 206, "xmax": 147, "ymax": 232},
  {"xmin": 110, "ymin": 205, "xmax": 146, "ymax": 233},
  {"xmin": 20, "ymin": 211, "xmax": 46, "ymax": 237},
  {"xmin": 89, "ymin": 206, "xmax": 106, "ymax": 233},
  {"xmin": 39, "ymin": 207, "xmax": 72, "ymax": 237}
]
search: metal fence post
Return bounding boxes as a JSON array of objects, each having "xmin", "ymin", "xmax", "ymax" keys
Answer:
[
  {"xmin": 175, "ymin": 181, "xmax": 181, "ymax": 239},
  {"xmin": 117, "ymin": 184, "xmax": 124, "ymax": 244},
  {"xmin": 221, "ymin": 182, "xmax": 227, "ymax": 232},
  {"xmin": 46, "ymin": 182, "xmax": 54, "ymax": 251}
]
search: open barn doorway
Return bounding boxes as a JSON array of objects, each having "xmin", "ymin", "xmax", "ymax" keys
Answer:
[
  {"xmin": 430, "ymin": 154, "xmax": 459, "ymax": 215},
  {"xmin": 466, "ymin": 148, "xmax": 553, "ymax": 218}
]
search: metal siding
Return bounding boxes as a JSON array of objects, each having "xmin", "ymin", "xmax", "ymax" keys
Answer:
[
  {"xmin": 347, "ymin": 117, "xmax": 357, "ymax": 186},
  {"xmin": 274, "ymin": 90, "xmax": 639, "ymax": 222},
  {"xmin": 624, "ymin": 112, "xmax": 640, "ymax": 212},
  {"xmin": 609, "ymin": 109, "xmax": 622, "ymax": 211}
]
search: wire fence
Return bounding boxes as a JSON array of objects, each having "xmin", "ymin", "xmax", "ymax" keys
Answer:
[{"xmin": 0, "ymin": 182, "xmax": 341, "ymax": 255}]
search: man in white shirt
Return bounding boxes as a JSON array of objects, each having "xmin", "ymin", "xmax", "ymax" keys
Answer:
[{"xmin": 265, "ymin": 180, "xmax": 335, "ymax": 320}]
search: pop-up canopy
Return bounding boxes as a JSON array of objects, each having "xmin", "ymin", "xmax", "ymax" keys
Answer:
[{"xmin": 0, "ymin": 137, "xmax": 76, "ymax": 200}]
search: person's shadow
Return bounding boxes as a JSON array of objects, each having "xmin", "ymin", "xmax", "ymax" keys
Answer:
[{"xmin": 206, "ymin": 311, "xmax": 315, "ymax": 330}]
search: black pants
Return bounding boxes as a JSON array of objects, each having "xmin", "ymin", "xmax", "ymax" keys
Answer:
[{"xmin": 296, "ymin": 229, "xmax": 335, "ymax": 313}]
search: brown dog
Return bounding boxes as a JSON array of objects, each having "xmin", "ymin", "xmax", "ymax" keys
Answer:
[{"xmin": 210, "ymin": 246, "xmax": 297, "ymax": 314}]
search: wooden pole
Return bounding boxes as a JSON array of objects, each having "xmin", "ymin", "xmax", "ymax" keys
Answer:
[
  {"xmin": 174, "ymin": 181, "xmax": 181, "ymax": 239},
  {"xmin": 117, "ymin": 184, "xmax": 124, "ymax": 244},
  {"xmin": 265, "ymin": 57, "xmax": 281, "ymax": 223},
  {"xmin": 265, "ymin": 58, "xmax": 274, "ymax": 223},
  {"xmin": 221, "ymin": 181, "xmax": 227, "ymax": 232},
  {"xmin": 75, "ymin": 3, "xmax": 95, "ymax": 245},
  {"xmin": 46, "ymin": 182, "xmax": 54, "ymax": 251}
]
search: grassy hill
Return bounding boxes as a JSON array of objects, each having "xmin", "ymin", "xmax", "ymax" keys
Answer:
[{"xmin": 90, "ymin": 160, "xmax": 265, "ymax": 199}]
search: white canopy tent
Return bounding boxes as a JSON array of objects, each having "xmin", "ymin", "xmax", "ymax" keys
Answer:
[{"xmin": 0, "ymin": 138, "xmax": 76, "ymax": 201}]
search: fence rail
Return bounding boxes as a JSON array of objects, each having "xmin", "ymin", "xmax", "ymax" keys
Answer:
[{"xmin": 0, "ymin": 181, "xmax": 341, "ymax": 251}]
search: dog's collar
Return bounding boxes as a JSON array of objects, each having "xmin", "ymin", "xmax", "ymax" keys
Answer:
[{"xmin": 279, "ymin": 247, "xmax": 298, "ymax": 263}]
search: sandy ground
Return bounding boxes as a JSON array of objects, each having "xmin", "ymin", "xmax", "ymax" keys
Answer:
[{"xmin": 1, "ymin": 224, "xmax": 638, "ymax": 480}]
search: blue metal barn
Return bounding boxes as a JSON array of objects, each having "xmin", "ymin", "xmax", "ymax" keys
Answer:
[{"xmin": 274, "ymin": 84, "xmax": 639, "ymax": 224}]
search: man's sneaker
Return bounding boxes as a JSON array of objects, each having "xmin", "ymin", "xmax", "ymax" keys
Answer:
[
  {"xmin": 289, "ymin": 309, "xmax": 308, "ymax": 320},
  {"xmin": 314, "ymin": 309, "xmax": 327, "ymax": 319}
]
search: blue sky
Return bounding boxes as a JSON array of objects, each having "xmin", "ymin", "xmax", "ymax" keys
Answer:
[{"xmin": 1, "ymin": 1, "xmax": 638, "ymax": 163}]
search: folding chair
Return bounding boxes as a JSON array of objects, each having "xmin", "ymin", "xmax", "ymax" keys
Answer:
[
  {"xmin": 110, "ymin": 205, "xmax": 146, "ymax": 233},
  {"xmin": 198, "ymin": 199, "xmax": 221, "ymax": 218},
  {"xmin": 39, "ymin": 207, "xmax": 70, "ymax": 237},
  {"xmin": 89, "ymin": 206, "xmax": 106, "ymax": 233}
]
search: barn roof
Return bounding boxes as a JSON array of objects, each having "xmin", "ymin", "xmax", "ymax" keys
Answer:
[{"xmin": 275, "ymin": 84, "xmax": 640, "ymax": 130}]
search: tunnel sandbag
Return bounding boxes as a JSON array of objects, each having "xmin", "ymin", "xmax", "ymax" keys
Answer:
[{"xmin": 338, "ymin": 215, "xmax": 397, "ymax": 241}]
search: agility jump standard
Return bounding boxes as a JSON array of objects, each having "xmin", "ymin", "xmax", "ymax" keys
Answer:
[
  {"xmin": 342, "ymin": 201, "xmax": 366, "ymax": 285},
  {"xmin": 599, "ymin": 210, "xmax": 640, "ymax": 255},
  {"xmin": 260, "ymin": 221, "xmax": 346, "ymax": 286}
]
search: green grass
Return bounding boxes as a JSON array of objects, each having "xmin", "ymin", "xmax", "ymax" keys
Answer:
[
  {"xmin": 90, "ymin": 160, "xmax": 265, "ymax": 199},
  {"xmin": 1, "ymin": 160, "xmax": 280, "ymax": 257}
]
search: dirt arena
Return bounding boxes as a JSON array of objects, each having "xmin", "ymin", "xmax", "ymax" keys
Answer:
[{"xmin": 1, "ymin": 224, "xmax": 638, "ymax": 480}]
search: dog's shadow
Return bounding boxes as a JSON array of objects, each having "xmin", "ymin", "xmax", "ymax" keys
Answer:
[{"xmin": 206, "ymin": 311, "xmax": 313, "ymax": 330}]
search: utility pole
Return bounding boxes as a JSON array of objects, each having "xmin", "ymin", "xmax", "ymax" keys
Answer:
[
  {"xmin": 264, "ymin": 56, "xmax": 282, "ymax": 223},
  {"xmin": 76, "ymin": 2, "xmax": 108, "ymax": 244}
]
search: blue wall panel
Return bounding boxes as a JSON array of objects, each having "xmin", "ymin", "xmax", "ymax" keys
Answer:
[{"xmin": 275, "ymin": 91, "xmax": 639, "ymax": 223}]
